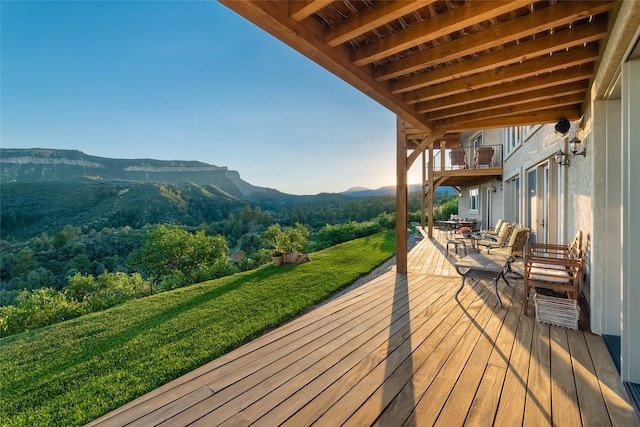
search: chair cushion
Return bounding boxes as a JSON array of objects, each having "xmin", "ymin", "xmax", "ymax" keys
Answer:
[
  {"xmin": 478, "ymin": 239, "xmax": 500, "ymax": 247},
  {"xmin": 528, "ymin": 262, "xmax": 571, "ymax": 284}
]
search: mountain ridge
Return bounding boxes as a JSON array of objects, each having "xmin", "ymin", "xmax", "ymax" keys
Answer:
[
  {"xmin": 1, "ymin": 148, "xmax": 441, "ymax": 197},
  {"xmin": 342, "ymin": 183, "xmax": 449, "ymax": 197},
  {"xmin": 0, "ymin": 148, "xmax": 272, "ymax": 198}
]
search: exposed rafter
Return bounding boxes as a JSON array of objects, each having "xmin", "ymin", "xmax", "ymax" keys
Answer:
[{"xmin": 220, "ymin": 0, "xmax": 616, "ymax": 136}]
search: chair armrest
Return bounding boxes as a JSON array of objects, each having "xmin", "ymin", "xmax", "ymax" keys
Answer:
[
  {"xmin": 530, "ymin": 248, "xmax": 572, "ymax": 257},
  {"xmin": 525, "ymin": 254, "xmax": 582, "ymax": 267},
  {"xmin": 530, "ymin": 243, "xmax": 568, "ymax": 250}
]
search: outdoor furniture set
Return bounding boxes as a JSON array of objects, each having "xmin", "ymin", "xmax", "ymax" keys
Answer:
[
  {"xmin": 453, "ymin": 221, "xmax": 530, "ymax": 306},
  {"xmin": 452, "ymin": 222, "xmax": 585, "ymax": 327},
  {"xmin": 448, "ymin": 146, "xmax": 495, "ymax": 169}
]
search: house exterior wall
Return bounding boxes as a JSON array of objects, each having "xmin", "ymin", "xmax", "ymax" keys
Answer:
[
  {"xmin": 621, "ymin": 58, "xmax": 640, "ymax": 382},
  {"xmin": 445, "ymin": 1, "xmax": 640, "ymax": 383},
  {"xmin": 587, "ymin": 1, "xmax": 640, "ymax": 383},
  {"xmin": 591, "ymin": 99, "xmax": 622, "ymax": 338},
  {"xmin": 456, "ymin": 131, "xmax": 503, "ymax": 230}
]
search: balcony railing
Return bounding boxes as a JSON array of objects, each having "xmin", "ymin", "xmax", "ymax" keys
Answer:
[{"xmin": 428, "ymin": 144, "xmax": 504, "ymax": 172}]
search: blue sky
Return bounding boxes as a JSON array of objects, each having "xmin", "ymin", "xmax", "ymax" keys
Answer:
[{"xmin": 1, "ymin": 1, "xmax": 424, "ymax": 195}]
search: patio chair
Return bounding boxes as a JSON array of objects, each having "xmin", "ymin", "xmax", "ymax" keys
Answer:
[
  {"xmin": 482, "ymin": 219, "xmax": 504, "ymax": 237},
  {"xmin": 480, "ymin": 221, "xmax": 510, "ymax": 243},
  {"xmin": 449, "ymin": 148, "xmax": 467, "ymax": 169},
  {"xmin": 474, "ymin": 146, "xmax": 494, "ymax": 168},
  {"xmin": 523, "ymin": 248, "xmax": 583, "ymax": 314},
  {"xmin": 529, "ymin": 230, "xmax": 583, "ymax": 259},
  {"xmin": 484, "ymin": 227, "xmax": 530, "ymax": 277},
  {"xmin": 523, "ymin": 230, "xmax": 584, "ymax": 314},
  {"xmin": 477, "ymin": 223, "xmax": 512, "ymax": 250}
]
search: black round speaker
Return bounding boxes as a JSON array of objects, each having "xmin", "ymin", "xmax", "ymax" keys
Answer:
[{"xmin": 555, "ymin": 118, "xmax": 570, "ymax": 136}]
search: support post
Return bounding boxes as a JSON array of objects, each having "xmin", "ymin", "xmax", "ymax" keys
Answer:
[
  {"xmin": 396, "ymin": 117, "xmax": 408, "ymax": 274},
  {"xmin": 421, "ymin": 149, "xmax": 426, "ymax": 229},
  {"xmin": 428, "ymin": 142, "xmax": 434, "ymax": 238}
]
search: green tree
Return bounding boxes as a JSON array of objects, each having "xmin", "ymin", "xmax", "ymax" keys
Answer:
[
  {"xmin": 128, "ymin": 225, "xmax": 230, "ymax": 291},
  {"xmin": 10, "ymin": 248, "xmax": 39, "ymax": 282},
  {"xmin": 52, "ymin": 225, "xmax": 80, "ymax": 249}
]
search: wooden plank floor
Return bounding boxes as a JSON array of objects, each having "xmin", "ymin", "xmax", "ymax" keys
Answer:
[{"xmin": 87, "ymin": 232, "xmax": 639, "ymax": 427}]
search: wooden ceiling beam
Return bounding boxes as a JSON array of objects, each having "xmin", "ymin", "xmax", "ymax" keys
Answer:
[
  {"xmin": 351, "ymin": 0, "xmax": 531, "ymax": 67},
  {"xmin": 404, "ymin": 44, "xmax": 599, "ymax": 104},
  {"xmin": 424, "ymin": 81, "xmax": 589, "ymax": 121},
  {"xmin": 433, "ymin": 108, "xmax": 583, "ymax": 133},
  {"xmin": 415, "ymin": 65, "xmax": 593, "ymax": 113},
  {"xmin": 325, "ymin": 0, "xmax": 438, "ymax": 47},
  {"xmin": 289, "ymin": 1, "xmax": 333, "ymax": 22},
  {"xmin": 219, "ymin": 0, "xmax": 433, "ymax": 133},
  {"xmin": 433, "ymin": 94, "xmax": 585, "ymax": 129},
  {"xmin": 222, "ymin": 1, "xmax": 615, "ymax": 136},
  {"xmin": 390, "ymin": 18, "xmax": 608, "ymax": 94},
  {"xmin": 372, "ymin": 1, "xmax": 615, "ymax": 81}
]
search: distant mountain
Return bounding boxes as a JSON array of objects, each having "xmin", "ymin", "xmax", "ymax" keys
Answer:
[
  {"xmin": 0, "ymin": 148, "xmax": 442, "ymax": 240},
  {"xmin": 342, "ymin": 184, "xmax": 452, "ymax": 197},
  {"xmin": 0, "ymin": 148, "xmax": 271, "ymax": 198}
]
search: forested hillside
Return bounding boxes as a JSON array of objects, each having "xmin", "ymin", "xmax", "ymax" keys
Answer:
[
  {"xmin": 1, "ymin": 180, "xmax": 248, "ymax": 240},
  {"xmin": 0, "ymin": 148, "xmax": 459, "ymax": 336}
]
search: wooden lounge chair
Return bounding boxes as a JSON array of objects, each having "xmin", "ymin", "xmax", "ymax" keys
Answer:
[
  {"xmin": 529, "ymin": 230, "xmax": 582, "ymax": 259},
  {"xmin": 523, "ymin": 231, "xmax": 584, "ymax": 314},
  {"xmin": 449, "ymin": 148, "xmax": 467, "ymax": 169},
  {"xmin": 474, "ymin": 146, "xmax": 494, "ymax": 168}
]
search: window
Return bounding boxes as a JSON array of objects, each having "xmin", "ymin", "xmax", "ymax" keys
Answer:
[
  {"xmin": 469, "ymin": 188, "xmax": 479, "ymax": 213},
  {"xmin": 472, "ymin": 133, "xmax": 483, "ymax": 148},
  {"xmin": 506, "ymin": 176, "xmax": 520, "ymax": 224},
  {"xmin": 504, "ymin": 125, "xmax": 535, "ymax": 156},
  {"xmin": 504, "ymin": 127, "xmax": 521, "ymax": 155}
]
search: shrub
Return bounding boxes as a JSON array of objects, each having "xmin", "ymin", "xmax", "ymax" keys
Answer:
[
  {"xmin": 128, "ymin": 225, "xmax": 229, "ymax": 288},
  {"xmin": 260, "ymin": 223, "xmax": 310, "ymax": 255},
  {"xmin": 0, "ymin": 288, "xmax": 83, "ymax": 337}
]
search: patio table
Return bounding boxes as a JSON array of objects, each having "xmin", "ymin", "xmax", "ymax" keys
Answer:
[
  {"xmin": 455, "ymin": 232, "xmax": 482, "ymax": 252},
  {"xmin": 454, "ymin": 253, "xmax": 510, "ymax": 306}
]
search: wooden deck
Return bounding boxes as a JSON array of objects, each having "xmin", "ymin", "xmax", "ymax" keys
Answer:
[{"xmin": 87, "ymin": 233, "xmax": 639, "ymax": 426}]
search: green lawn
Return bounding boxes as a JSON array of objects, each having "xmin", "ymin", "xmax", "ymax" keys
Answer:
[{"xmin": 0, "ymin": 231, "xmax": 396, "ymax": 427}]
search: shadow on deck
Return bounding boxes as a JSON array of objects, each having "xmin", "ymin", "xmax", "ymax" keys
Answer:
[{"xmin": 87, "ymin": 232, "xmax": 639, "ymax": 426}]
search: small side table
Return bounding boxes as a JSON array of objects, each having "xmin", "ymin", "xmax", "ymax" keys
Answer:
[
  {"xmin": 446, "ymin": 239, "xmax": 467, "ymax": 256},
  {"xmin": 454, "ymin": 253, "xmax": 510, "ymax": 306}
]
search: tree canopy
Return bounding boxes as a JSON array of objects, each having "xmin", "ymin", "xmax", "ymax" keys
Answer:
[{"xmin": 128, "ymin": 225, "xmax": 231, "ymax": 291}]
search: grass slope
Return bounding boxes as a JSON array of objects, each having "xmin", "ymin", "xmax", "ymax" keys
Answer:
[{"xmin": 0, "ymin": 231, "xmax": 396, "ymax": 427}]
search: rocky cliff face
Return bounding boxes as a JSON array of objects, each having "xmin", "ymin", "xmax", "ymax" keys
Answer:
[{"xmin": 0, "ymin": 148, "xmax": 269, "ymax": 197}]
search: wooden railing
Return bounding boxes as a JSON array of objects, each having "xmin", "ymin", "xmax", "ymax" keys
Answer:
[{"xmin": 427, "ymin": 144, "xmax": 504, "ymax": 172}]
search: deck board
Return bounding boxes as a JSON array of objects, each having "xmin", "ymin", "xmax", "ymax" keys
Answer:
[
  {"xmin": 431, "ymin": 282, "xmax": 517, "ymax": 427},
  {"xmin": 550, "ymin": 327, "xmax": 582, "ymax": 427},
  {"xmin": 524, "ymin": 320, "xmax": 552, "ymax": 427},
  {"xmin": 87, "ymin": 234, "xmax": 640, "ymax": 427}
]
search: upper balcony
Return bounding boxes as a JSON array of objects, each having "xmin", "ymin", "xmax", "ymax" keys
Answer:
[{"xmin": 427, "ymin": 144, "xmax": 504, "ymax": 189}]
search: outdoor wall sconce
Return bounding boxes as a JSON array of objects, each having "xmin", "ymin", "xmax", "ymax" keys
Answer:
[
  {"xmin": 555, "ymin": 149, "xmax": 570, "ymax": 166},
  {"xmin": 555, "ymin": 118, "xmax": 571, "ymax": 136},
  {"xmin": 569, "ymin": 136, "xmax": 586, "ymax": 157}
]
